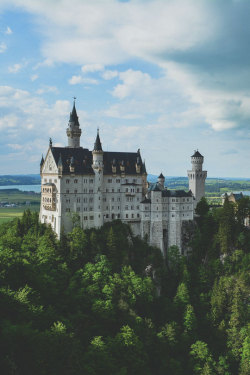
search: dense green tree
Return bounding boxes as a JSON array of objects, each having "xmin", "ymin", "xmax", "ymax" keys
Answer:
[{"xmin": 0, "ymin": 208, "xmax": 249, "ymax": 375}]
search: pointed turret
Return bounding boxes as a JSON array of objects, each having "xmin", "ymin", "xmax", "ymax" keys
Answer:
[
  {"xmin": 92, "ymin": 129, "xmax": 104, "ymax": 172},
  {"xmin": 69, "ymin": 101, "xmax": 80, "ymax": 126},
  {"xmin": 40, "ymin": 155, "xmax": 44, "ymax": 174},
  {"xmin": 93, "ymin": 129, "xmax": 102, "ymax": 151},
  {"xmin": 40, "ymin": 155, "xmax": 44, "ymax": 167},
  {"xmin": 66, "ymin": 99, "xmax": 82, "ymax": 148}
]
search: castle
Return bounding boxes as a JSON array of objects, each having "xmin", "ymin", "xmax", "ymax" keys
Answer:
[{"xmin": 39, "ymin": 102, "xmax": 207, "ymax": 256}]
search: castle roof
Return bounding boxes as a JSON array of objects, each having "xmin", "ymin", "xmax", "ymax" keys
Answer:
[
  {"xmin": 50, "ymin": 147, "xmax": 144, "ymax": 175},
  {"xmin": 94, "ymin": 130, "xmax": 102, "ymax": 151},
  {"xmin": 141, "ymin": 198, "xmax": 151, "ymax": 204},
  {"xmin": 158, "ymin": 172, "xmax": 165, "ymax": 179},
  {"xmin": 192, "ymin": 150, "xmax": 203, "ymax": 158},
  {"xmin": 69, "ymin": 101, "xmax": 80, "ymax": 126}
]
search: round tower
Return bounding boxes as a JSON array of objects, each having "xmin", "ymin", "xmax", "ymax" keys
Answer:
[
  {"xmin": 92, "ymin": 129, "xmax": 104, "ymax": 227},
  {"xmin": 66, "ymin": 100, "xmax": 82, "ymax": 148},
  {"xmin": 187, "ymin": 150, "xmax": 207, "ymax": 208}
]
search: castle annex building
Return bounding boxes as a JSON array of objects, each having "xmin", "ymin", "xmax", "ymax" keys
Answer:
[{"xmin": 40, "ymin": 102, "xmax": 207, "ymax": 255}]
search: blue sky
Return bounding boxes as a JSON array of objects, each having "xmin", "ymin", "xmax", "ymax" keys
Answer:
[{"xmin": 0, "ymin": 0, "xmax": 250, "ymax": 177}]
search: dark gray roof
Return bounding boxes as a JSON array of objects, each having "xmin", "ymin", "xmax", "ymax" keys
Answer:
[
  {"xmin": 148, "ymin": 183, "xmax": 161, "ymax": 192},
  {"xmin": 158, "ymin": 172, "xmax": 164, "ymax": 179},
  {"xmin": 94, "ymin": 130, "xmax": 102, "ymax": 151},
  {"xmin": 50, "ymin": 147, "xmax": 145, "ymax": 175},
  {"xmin": 69, "ymin": 102, "xmax": 80, "ymax": 126},
  {"xmin": 141, "ymin": 198, "xmax": 151, "ymax": 204},
  {"xmin": 40, "ymin": 155, "xmax": 44, "ymax": 166},
  {"xmin": 161, "ymin": 189, "xmax": 192, "ymax": 197},
  {"xmin": 231, "ymin": 192, "xmax": 244, "ymax": 201},
  {"xmin": 192, "ymin": 150, "xmax": 203, "ymax": 158}
]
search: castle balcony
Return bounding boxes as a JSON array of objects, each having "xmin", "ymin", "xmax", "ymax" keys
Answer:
[
  {"xmin": 125, "ymin": 192, "xmax": 135, "ymax": 196},
  {"xmin": 41, "ymin": 183, "xmax": 57, "ymax": 211}
]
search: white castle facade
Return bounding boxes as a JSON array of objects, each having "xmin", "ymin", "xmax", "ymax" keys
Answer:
[{"xmin": 40, "ymin": 102, "xmax": 207, "ymax": 256}]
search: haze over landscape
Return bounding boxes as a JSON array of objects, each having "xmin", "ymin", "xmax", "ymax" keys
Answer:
[{"xmin": 0, "ymin": 0, "xmax": 250, "ymax": 177}]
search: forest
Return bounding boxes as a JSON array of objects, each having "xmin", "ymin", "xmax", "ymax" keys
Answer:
[{"xmin": 0, "ymin": 197, "xmax": 249, "ymax": 374}]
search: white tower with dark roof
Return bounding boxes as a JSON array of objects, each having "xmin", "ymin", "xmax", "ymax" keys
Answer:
[
  {"xmin": 66, "ymin": 100, "xmax": 82, "ymax": 148},
  {"xmin": 92, "ymin": 129, "xmax": 104, "ymax": 228},
  {"xmin": 187, "ymin": 150, "xmax": 207, "ymax": 208}
]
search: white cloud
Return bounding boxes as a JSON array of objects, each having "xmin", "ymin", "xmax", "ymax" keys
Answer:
[
  {"xmin": 30, "ymin": 74, "xmax": 38, "ymax": 81},
  {"xmin": 81, "ymin": 64, "xmax": 104, "ymax": 73},
  {"xmin": 36, "ymin": 85, "xmax": 58, "ymax": 94},
  {"xmin": 7, "ymin": 143, "xmax": 22, "ymax": 150},
  {"xmin": 5, "ymin": 26, "xmax": 12, "ymax": 34},
  {"xmin": 68, "ymin": 75, "xmax": 98, "ymax": 85},
  {"xmin": 8, "ymin": 63, "xmax": 22, "ymax": 73},
  {"xmin": 0, "ymin": 42, "xmax": 7, "ymax": 53},
  {"xmin": 102, "ymin": 70, "xmax": 118, "ymax": 80}
]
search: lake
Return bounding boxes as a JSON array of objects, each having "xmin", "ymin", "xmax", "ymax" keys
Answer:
[{"xmin": 0, "ymin": 185, "xmax": 41, "ymax": 193}]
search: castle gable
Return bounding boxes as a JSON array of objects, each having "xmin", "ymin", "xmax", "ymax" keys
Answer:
[{"xmin": 42, "ymin": 149, "xmax": 58, "ymax": 174}]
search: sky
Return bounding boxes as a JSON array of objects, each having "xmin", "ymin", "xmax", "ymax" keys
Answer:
[{"xmin": 0, "ymin": 0, "xmax": 250, "ymax": 177}]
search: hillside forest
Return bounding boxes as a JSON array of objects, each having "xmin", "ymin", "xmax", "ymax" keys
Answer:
[{"xmin": 0, "ymin": 197, "xmax": 249, "ymax": 374}]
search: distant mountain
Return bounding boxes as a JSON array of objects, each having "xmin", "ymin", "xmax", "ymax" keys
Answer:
[{"xmin": 0, "ymin": 174, "xmax": 41, "ymax": 186}]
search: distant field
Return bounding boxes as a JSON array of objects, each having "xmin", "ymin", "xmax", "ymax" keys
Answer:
[
  {"xmin": 0, "ymin": 206, "xmax": 40, "ymax": 224},
  {"xmin": 0, "ymin": 189, "xmax": 40, "ymax": 224}
]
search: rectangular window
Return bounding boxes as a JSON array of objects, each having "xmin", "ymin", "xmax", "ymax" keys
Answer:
[
  {"xmin": 66, "ymin": 189, "xmax": 69, "ymax": 194},
  {"xmin": 74, "ymin": 179, "xmax": 78, "ymax": 183},
  {"xmin": 116, "ymin": 179, "xmax": 120, "ymax": 183},
  {"xmin": 89, "ymin": 179, "xmax": 94, "ymax": 183},
  {"xmin": 74, "ymin": 189, "xmax": 77, "ymax": 194},
  {"xmin": 90, "ymin": 216, "xmax": 94, "ymax": 220},
  {"xmin": 66, "ymin": 179, "xmax": 70, "ymax": 184},
  {"xmin": 108, "ymin": 178, "xmax": 112, "ymax": 183},
  {"xmin": 77, "ymin": 207, "xmax": 80, "ymax": 212}
]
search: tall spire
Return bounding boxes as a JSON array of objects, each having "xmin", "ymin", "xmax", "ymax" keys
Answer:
[
  {"xmin": 66, "ymin": 99, "xmax": 82, "ymax": 148},
  {"xmin": 93, "ymin": 128, "xmax": 102, "ymax": 151},
  {"xmin": 69, "ymin": 99, "xmax": 79, "ymax": 126}
]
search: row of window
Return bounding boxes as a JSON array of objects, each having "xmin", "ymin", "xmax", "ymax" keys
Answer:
[
  {"xmin": 66, "ymin": 179, "xmax": 94, "ymax": 184},
  {"xmin": 43, "ymin": 179, "xmax": 57, "ymax": 184},
  {"xmin": 125, "ymin": 205, "xmax": 140, "ymax": 210}
]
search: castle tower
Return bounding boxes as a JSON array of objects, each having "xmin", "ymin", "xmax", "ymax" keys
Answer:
[
  {"xmin": 66, "ymin": 100, "xmax": 82, "ymax": 148},
  {"xmin": 157, "ymin": 173, "xmax": 165, "ymax": 189},
  {"xmin": 92, "ymin": 129, "xmax": 104, "ymax": 227},
  {"xmin": 187, "ymin": 150, "xmax": 207, "ymax": 208}
]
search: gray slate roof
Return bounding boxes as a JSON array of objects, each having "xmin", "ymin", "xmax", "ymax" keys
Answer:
[
  {"xmin": 192, "ymin": 150, "xmax": 203, "ymax": 158},
  {"xmin": 50, "ymin": 147, "xmax": 144, "ymax": 175}
]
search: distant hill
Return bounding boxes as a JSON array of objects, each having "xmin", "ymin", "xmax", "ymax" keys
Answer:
[{"xmin": 0, "ymin": 174, "xmax": 41, "ymax": 186}]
